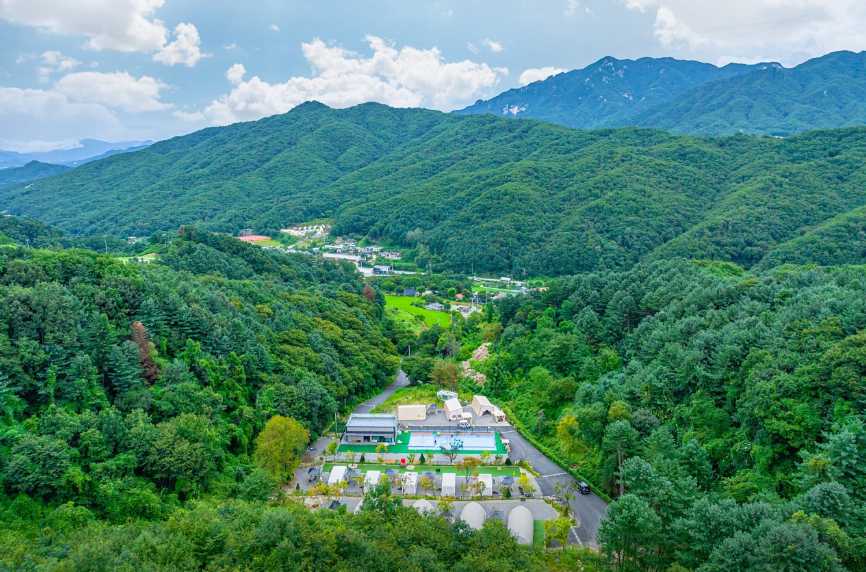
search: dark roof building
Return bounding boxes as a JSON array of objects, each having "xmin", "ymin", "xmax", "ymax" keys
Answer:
[{"xmin": 343, "ymin": 413, "xmax": 398, "ymax": 444}]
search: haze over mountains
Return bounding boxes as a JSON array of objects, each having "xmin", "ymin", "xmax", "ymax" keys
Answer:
[
  {"xmin": 3, "ymin": 101, "xmax": 866, "ymax": 275},
  {"xmin": 0, "ymin": 139, "xmax": 151, "ymax": 169},
  {"xmin": 458, "ymin": 50, "xmax": 866, "ymax": 135}
]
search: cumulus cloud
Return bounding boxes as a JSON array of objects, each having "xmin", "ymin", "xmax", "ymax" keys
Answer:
[
  {"xmin": 269, "ymin": 24, "xmax": 280, "ymax": 32},
  {"xmin": 193, "ymin": 36, "xmax": 508, "ymax": 126},
  {"xmin": 0, "ymin": 87, "xmax": 123, "ymax": 149},
  {"xmin": 621, "ymin": 0, "xmax": 866, "ymax": 65},
  {"xmin": 519, "ymin": 66, "xmax": 567, "ymax": 85},
  {"xmin": 36, "ymin": 50, "xmax": 80, "ymax": 79},
  {"xmin": 154, "ymin": 22, "xmax": 206, "ymax": 67},
  {"xmin": 0, "ymin": 0, "xmax": 205, "ymax": 66},
  {"xmin": 483, "ymin": 38, "xmax": 504, "ymax": 53},
  {"xmin": 55, "ymin": 71, "xmax": 171, "ymax": 112}
]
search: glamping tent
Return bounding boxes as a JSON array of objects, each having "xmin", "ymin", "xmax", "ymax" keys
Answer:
[
  {"xmin": 364, "ymin": 470, "xmax": 382, "ymax": 493},
  {"xmin": 444, "ymin": 398, "xmax": 463, "ymax": 421},
  {"xmin": 413, "ymin": 499, "xmax": 435, "ymax": 515},
  {"xmin": 441, "ymin": 472, "xmax": 456, "ymax": 496},
  {"xmin": 397, "ymin": 404, "xmax": 427, "ymax": 422},
  {"xmin": 460, "ymin": 502, "xmax": 487, "ymax": 530},
  {"xmin": 402, "ymin": 471, "xmax": 418, "ymax": 495},
  {"xmin": 471, "ymin": 395, "xmax": 495, "ymax": 417},
  {"xmin": 327, "ymin": 465, "xmax": 347, "ymax": 486},
  {"xmin": 507, "ymin": 506, "xmax": 534, "ymax": 545},
  {"xmin": 478, "ymin": 473, "xmax": 493, "ymax": 496}
]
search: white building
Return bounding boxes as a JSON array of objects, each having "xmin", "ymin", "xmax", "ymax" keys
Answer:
[
  {"xmin": 402, "ymin": 471, "xmax": 418, "ymax": 495},
  {"xmin": 507, "ymin": 506, "xmax": 534, "ymax": 545},
  {"xmin": 471, "ymin": 395, "xmax": 495, "ymax": 417},
  {"xmin": 444, "ymin": 398, "xmax": 464, "ymax": 421},
  {"xmin": 460, "ymin": 502, "xmax": 487, "ymax": 530},
  {"xmin": 478, "ymin": 473, "xmax": 493, "ymax": 497},
  {"xmin": 364, "ymin": 470, "xmax": 382, "ymax": 493}
]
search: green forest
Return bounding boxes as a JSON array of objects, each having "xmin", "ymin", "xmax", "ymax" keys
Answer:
[
  {"xmin": 471, "ymin": 259, "xmax": 866, "ymax": 571},
  {"xmin": 5, "ymin": 103, "xmax": 866, "ymax": 276}
]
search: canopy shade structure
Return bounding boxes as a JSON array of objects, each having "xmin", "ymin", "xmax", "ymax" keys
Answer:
[
  {"xmin": 441, "ymin": 472, "xmax": 456, "ymax": 496},
  {"xmin": 402, "ymin": 471, "xmax": 418, "ymax": 495},
  {"xmin": 327, "ymin": 465, "xmax": 347, "ymax": 486},
  {"xmin": 364, "ymin": 470, "xmax": 382, "ymax": 492},
  {"xmin": 478, "ymin": 473, "xmax": 493, "ymax": 496},
  {"xmin": 471, "ymin": 395, "xmax": 495, "ymax": 417},
  {"xmin": 460, "ymin": 502, "xmax": 487, "ymax": 530}
]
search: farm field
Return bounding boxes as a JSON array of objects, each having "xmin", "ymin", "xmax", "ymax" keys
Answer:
[
  {"xmin": 371, "ymin": 385, "xmax": 472, "ymax": 413},
  {"xmin": 385, "ymin": 294, "xmax": 451, "ymax": 331}
]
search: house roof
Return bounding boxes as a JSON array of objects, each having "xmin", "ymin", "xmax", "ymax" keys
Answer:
[
  {"xmin": 444, "ymin": 398, "xmax": 462, "ymax": 413},
  {"xmin": 472, "ymin": 395, "xmax": 493, "ymax": 407},
  {"xmin": 346, "ymin": 414, "xmax": 397, "ymax": 432}
]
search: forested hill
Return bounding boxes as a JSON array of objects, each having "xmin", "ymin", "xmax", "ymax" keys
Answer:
[
  {"xmin": 0, "ymin": 228, "xmax": 397, "ymax": 517},
  {"xmin": 455, "ymin": 55, "xmax": 763, "ymax": 128},
  {"xmin": 5, "ymin": 103, "xmax": 866, "ymax": 275},
  {"xmin": 0, "ymin": 161, "xmax": 70, "ymax": 190},
  {"xmin": 458, "ymin": 50, "xmax": 866, "ymax": 136},
  {"xmin": 480, "ymin": 258, "xmax": 866, "ymax": 570}
]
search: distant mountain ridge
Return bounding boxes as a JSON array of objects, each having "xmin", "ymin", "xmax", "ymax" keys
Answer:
[
  {"xmin": 0, "ymin": 161, "xmax": 71, "ymax": 190},
  {"xmin": 5, "ymin": 102, "xmax": 866, "ymax": 276},
  {"xmin": 457, "ymin": 50, "xmax": 866, "ymax": 135},
  {"xmin": 0, "ymin": 138, "xmax": 152, "ymax": 169}
]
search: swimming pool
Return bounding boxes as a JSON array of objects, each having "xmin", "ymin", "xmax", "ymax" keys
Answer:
[{"xmin": 408, "ymin": 431, "xmax": 498, "ymax": 451}]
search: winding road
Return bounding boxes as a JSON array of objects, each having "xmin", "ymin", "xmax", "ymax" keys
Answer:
[{"xmin": 300, "ymin": 369, "xmax": 607, "ymax": 547}]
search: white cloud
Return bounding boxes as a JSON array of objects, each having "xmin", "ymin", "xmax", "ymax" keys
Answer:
[
  {"xmin": 519, "ymin": 66, "xmax": 567, "ymax": 85},
  {"xmin": 483, "ymin": 38, "xmax": 504, "ymax": 53},
  {"xmin": 565, "ymin": 0, "xmax": 580, "ymax": 16},
  {"xmin": 0, "ymin": 87, "xmax": 123, "ymax": 148},
  {"xmin": 0, "ymin": 0, "xmax": 206, "ymax": 66},
  {"xmin": 621, "ymin": 0, "xmax": 866, "ymax": 66},
  {"xmin": 195, "ymin": 36, "xmax": 508, "ymax": 126},
  {"xmin": 226, "ymin": 63, "xmax": 246, "ymax": 85},
  {"xmin": 269, "ymin": 24, "xmax": 280, "ymax": 32},
  {"xmin": 37, "ymin": 50, "xmax": 81, "ymax": 78},
  {"xmin": 153, "ymin": 22, "xmax": 206, "ymax": 67},
  {"xmin": 55, "ymin": 71, "xmax": 171, "ymax": 112},
  {"xmin": 224, "ymin": 42, "xmax": 238, "ymax": 51}
]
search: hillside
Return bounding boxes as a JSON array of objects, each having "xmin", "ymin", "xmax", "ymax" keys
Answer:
[
  {"xmin": 0, "ymin": 161, "xmax": 70, "ymax": 190},
  {"xmin": 5, "ymin": 103, "xmax": 866, "ymax": 275},
  {"xmin": 459, "ymin": 51, "xmax": 866, "ymax": 136},
  {"xmin": 455, "ymin": 55, "xmax": 763, "ymax": 128}
]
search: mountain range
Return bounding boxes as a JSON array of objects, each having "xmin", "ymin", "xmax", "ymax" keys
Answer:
[
  {"xmin": 0, "ymin": 138, "xmax": 151, "ymax": 169},
  {"xmin": 458, "ymin": 50, "xmax": 866, "ymax": 135},
  {"xmin": 3, "ymin": 102, "xmax": 866, "ymax": 275}
]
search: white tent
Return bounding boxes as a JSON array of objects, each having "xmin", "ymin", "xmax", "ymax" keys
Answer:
[
  {"xmin": 441, "ymin": 472, "xmax": 456, "ymax": 496},
  {"xmin": 413, "ymin": 499, "xmax": 435, "ymax": 515},
  {"xmin": 507, "ymin": 506, "xmax": 534, "ymax": 545},
  {"xmin": 364, "ymin": 470, "xmax": 381, "ymax": 492},
  {"xmin": 398, "ymin": 404, "xmax": 428, "ymax": 422},
  {"xmin": 327, "ymin": 465, "xmax": 347, "ymax": 486},
  {"xmin": 402, "ymin": 471, "xmax": 418, "ymax": 495},
  {"xmin": 460, "ymin": 502, "xmax": 487, "ymax": 530},
  {"xmin": 478, "ymin": 473, "xmax": 493, "ymax": 496},
  {"xmin": 444, "ymin": 398, "xmax": 463, "ymax": 421},
  {"xmin": 471, "ymin": 395, "xmax": 495, "ymax": 417}
]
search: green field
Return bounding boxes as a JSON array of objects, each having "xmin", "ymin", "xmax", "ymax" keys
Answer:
[
  {"xmin": 385, "ymin": 295, "xmax": 451, "ymax": 331},
  {"xmin": 371, "ymin": 385, "xmax": 472, "ymax": 413}
]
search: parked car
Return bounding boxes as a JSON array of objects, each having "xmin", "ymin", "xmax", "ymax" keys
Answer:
[{"xmin": 578, "ymin": 481, "xmax": 591, "ymax": 495}]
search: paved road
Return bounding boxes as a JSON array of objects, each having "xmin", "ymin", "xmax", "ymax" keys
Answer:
[{"xmin": 501, "ymin": 427, "xmax": 608, "ymax": 548}]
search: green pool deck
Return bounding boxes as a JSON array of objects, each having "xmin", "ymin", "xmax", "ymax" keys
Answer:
[
  {"xmin": 323, "ymin": 462, "xmax": 520, "ymax": 478},
  {"xmin": 337, "ymin": 431, "xmax": 508, "ymax": 456}
]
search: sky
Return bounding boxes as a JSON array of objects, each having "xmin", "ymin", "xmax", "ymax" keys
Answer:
[{"xmin": 2, "ymin": 0, "xmax": 866, "ymax": 151}]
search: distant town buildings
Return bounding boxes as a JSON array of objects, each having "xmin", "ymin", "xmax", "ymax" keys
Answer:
[{"xmin": 281, "ymin": 223, "xmax": 331, "ymax": 238}]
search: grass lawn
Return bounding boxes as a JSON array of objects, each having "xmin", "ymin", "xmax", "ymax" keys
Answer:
[
  {"xmin": 385, "ymin": 295, "xmax": 451, "ymax": 331},
  {"xmin": 323, "ymin": 462, "xmax": 520, "ymax": 477},
  {"xmin": 533, "ymin": 520, "xmax": 546, "ymax": 548},
  {"xmin": 371, "ymin": 385, "xmax": 472, "ymax": 413}
]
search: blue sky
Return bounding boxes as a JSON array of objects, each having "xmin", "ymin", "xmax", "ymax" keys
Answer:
[{"xmin": 2, "ymin": 0, "xmax": 865, "ymax": 150}]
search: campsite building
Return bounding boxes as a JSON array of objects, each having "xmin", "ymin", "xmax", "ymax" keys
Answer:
[
  {"xmin": 460, "ymin": 502, "xmax": 487, "ymax": 530},
  {"xmin": 402, "ymin": 471, "xmax": 418, "ymax": 495},
  {"xmin": 343, "ymin": 414, "xmax": 398, "ymax": 444},
  {"xmin": 327, "ymin": 465, "xmax": 347, "ymax": 486},
  {"xmin": 444, "ymin": 398, "xmax": 464, "ymax": 422},
  {"xmin": 365, "ymin": 470, "xmax": 382, "ymax": 493}
]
